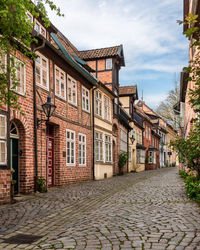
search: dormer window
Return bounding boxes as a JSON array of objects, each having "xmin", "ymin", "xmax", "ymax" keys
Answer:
[
  {"xmin": 35, "ymin": 21, "xmax": 46, "ymax": 38},
  {"xmin": 105, "ymin": 58, "xmax": 112, "ymax": 70},
  {"xmin": 27, "ymin": 11, "xmax": 33, "ymax": 23}
]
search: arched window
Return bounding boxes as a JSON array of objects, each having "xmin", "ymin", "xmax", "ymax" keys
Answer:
[{"xmin": 10, "ymin": 122, "xmax": 19, "ymax": 138}]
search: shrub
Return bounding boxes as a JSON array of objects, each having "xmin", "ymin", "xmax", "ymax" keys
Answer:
[
  {"xmin": 118, "ymin": 152, "xmax": 128, "ymax": 175},
  {"xmin": 179, "ymin": 170, "xmax": 189, "ymax": 179},
  {"xmin": 37, "ymin": 176, "xmax": 47, "ymax": 193}
]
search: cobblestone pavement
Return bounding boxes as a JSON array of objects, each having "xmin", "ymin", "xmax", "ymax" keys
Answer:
[{"xmin": 0, "ymin": 167, "xmax": 200, "ymax": 250}]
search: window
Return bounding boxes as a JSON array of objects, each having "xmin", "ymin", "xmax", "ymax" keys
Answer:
[
  {"xmin": 55, "ymin": 65, "xmax": 66, "ymax": 99},
  {"xmin": 104, "ymin": 96, "xmax": 110, "ymax": 121},
  {"xmin": 95, "ymin": 131, "xmax": 103, "ymax": 162},
  {"xmin": 136, "ymin": 149, "xmax": 145, "ymax": 164},
  {"xmin": 149, "ymin": 127, "xmax": 151, "ymax": 141},
  {"xmin": 11, "ymin": 57, "xmax": 26, "ymax": 95},
  {"xmin": 0, "ymin": 114, "xmax": 7, "ymax": 165},
  {"xmin": 66, "ymin": 130, "xmax": 76, "ymax": 165},
  {"xmin": 26, "ymin": 11, "xmax": 33, "ymax": 23},
  {"xmin": 146, "ymin": 127, "xmax": 148, "ymax": 139},
  {"xmin": 120, "ymin": 129, "xmax": 127, "ymax": 152},
  {"xmin": 148, "ymin": 151, "xmax": 154, "ymax": 164},
  {"xmin": 82, "ymin": 86, "xmax": 90, "ymax": 112},
  {"xmin": 0, "ymin": 53, "xmax": 6, "ymax": 74},
  {"xmin": 35, "ymin": 21, "xmax": 46, "ymax": 38},
  {"xmin": 79, "ymin": 134, "xmax": 86, "ymax": 166},
  {"xmin": 35, "ymin": 52, "xmax": 49, "ymax": 90},
  {"xmin": 105, "ymin": 135, "xmax": 112, "ymax": 163},
  {"xmin": 105, "ymin": 58, "xmax": 112, "ymax": 70},
  {"xmin": 95, "ymin": 90, "xmax": 102, "ymax": 116},
  {"xmin": 67, "ymin": 75, "xmax": 77, "ymax": 106},
  {"xmin": 128, "ymin": 146, "xmax": 132, "ymax": 162}
]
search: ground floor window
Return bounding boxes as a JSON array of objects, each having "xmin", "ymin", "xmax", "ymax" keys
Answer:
[
  {"xmin": 79, "ymin": 133, "xmax": 86, "ymax": 166},
  {"xmin": 136, "ymin": 149, "xmax": 145, "ymax": 164},
  {"xmin": 0, "ymin": 114, "xmax": 7, "ymax": 165},
  {"xmin": 95, "ymin": 131, "xmax": 103, "ymax": 162},
  {"xmin": 66, "ymin": 129, "xmax": 75, "ymax": 165},
  {"xmin": 128, "ymin": 146, "xmax": 132, "ymax": 162},
  {"xmin": 148, "ymin": 151, "xmax": 156, "ymax": 164},
  {"xmin": 105, "ymin": 134, "xmax": 112, "ymax": 163}
]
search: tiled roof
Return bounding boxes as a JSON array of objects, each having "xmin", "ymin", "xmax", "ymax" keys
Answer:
[
  {"xmin": 119, "ymin": 86, "xmax": 137, "ymax": 96},
  {"xmin": 78, "ymin": 45, "xmax": 121, "ymax": 60}
]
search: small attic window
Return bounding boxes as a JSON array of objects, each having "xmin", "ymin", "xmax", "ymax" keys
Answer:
[
  {"xmin": 34, "ymin": 21, "xmax": 46, "ymax": 38},
  {"xmin": 105, "ymin": 58, "xmax": 112, "ymax": 70}
]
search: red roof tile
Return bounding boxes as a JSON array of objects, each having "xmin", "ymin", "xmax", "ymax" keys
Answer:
[{"xmin": 119, "ymin": 86, "xmax": 137, "ymax": 96}]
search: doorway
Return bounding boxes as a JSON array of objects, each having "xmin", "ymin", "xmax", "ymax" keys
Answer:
[
  {"xmin": 10, "ymin": 122, "xmax": 19, "ymax": 194},
  {"xmin": 46, "ymin": 124, "xmax": 54, "ymax": 187}
]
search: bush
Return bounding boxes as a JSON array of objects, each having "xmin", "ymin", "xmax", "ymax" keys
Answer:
[
  {"xmin": 118, "ymin": 152, "xmax": 128, "ymax": 175},
  {"xmin": 37, "ymin": 176, "xmax": 47, "ymax": 193},
  {"xmin": 180, "ymin": 171, "xmax": 200, "ymax": 203}
]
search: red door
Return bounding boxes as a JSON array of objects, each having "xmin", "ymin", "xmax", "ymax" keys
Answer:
[{"xmin": 47, "ymin": 137, "xmax": 54, "ymax": 187}]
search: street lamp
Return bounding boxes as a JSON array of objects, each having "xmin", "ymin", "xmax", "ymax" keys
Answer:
[
  {"xmin": 37, "ymin": 96, "xmax": 56, "ymax": 127},
  {"xmin": 130, "ymin": 134, "xmax": 135, "ymax": 144}
]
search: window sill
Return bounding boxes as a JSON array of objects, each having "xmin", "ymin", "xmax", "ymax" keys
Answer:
[
  {"xmin": 82, "ymin": 108, "xmax": 90, "ymax": 114},
  {"xmin": 36, "ymin": 84, "xmax": 49, "ymax": 92},
  {"xmin": 68, "ymin": 101, "xmax": 78, "ymax": 109}
]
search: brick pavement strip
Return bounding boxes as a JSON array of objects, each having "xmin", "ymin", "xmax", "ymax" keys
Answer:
[{"xmin": 0, "ymin": 168, "xmax": 200, "ymax": 249}]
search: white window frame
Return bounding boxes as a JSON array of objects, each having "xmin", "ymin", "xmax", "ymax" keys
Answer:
[
  {"xmin": 79, "ymin": 133, "xmax": 86, "ymax": 166},
  {"xmin": 105, "ymin": 58, "xmax": 112, "ymax": 70},
  {"xmin": 35, "ymin": 52, "xmax": 49, "ymax": 90},
  {"xmin": 120, "ymin": 129, "xmax": 127, "ymax": 152},
  {"xmin": 67, "ymin": 75, "xmax": 77, "ymax": 106},
  {"xmin": 55, "ymin": 65, "xmax": 66, "ymax": 100},
  {"xmin": 148, "ymin": 151, "xmax": 154, "ymax": 164},
  {"xmin": 82, "ymin": 86, "xmax": 90, "ymax": 112},
  {"xmin": 0, "ymin": 53, "xmax": 7, "ymax": 74},
  {"xmin": 104, "ymin": 96, "xmax": 110, "ymax": 121},
  {"xmin": 128, "ymin": 146, "xmax": 132, "ymax": 162},
  {"xmin": 95, "ymin": 131, "xmax": 103, "ymax": 162},
  {"xmin": 35, "ymin": 20, "xmax": 46, "ymax": 38},
  {"xmin": 136, "ymin": 149, "xmax": 145, "ymax": 164},
  {"xmin": 149, "ymin": 127, "xmax": 151, "ymax": 141},
  {"xmin": 105, "ymin": 134, "xmax": 112, "ymax": 163},
  {"xmin": 0, "ymin": 114, "xmax": 7, "ymax": 165},
  {"xmin": 11, "ymin": 57, "xmax": 26, "ymax": 96},
  {"xmin": 95, "ymin": 90, "xmax": 102, "ymax": 117},
  {"xmin": 26, "ymin": 11, "xmax": 33, "ymax": 23},
  {"xmin": 66, "ymin": 129, "xmax": 76, "ymax": 166}
]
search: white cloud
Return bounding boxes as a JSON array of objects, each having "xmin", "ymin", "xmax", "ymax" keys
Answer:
[{"xmin": 143, "ymin": 93, "xmax": 168, "ymax": 110}]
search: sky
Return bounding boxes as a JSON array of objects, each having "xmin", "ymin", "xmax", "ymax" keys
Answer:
[{"xmin": 47, "ymin": 0, "xmax": 188, "ymax": 110}]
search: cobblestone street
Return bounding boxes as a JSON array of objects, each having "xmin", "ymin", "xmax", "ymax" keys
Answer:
[{"xmin": 0, "ymin": 167, "xmax": 200, "ymax": 250}]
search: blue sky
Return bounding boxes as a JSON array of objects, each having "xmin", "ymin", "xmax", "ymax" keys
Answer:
[{"xmin": 48, "ymin": 0, "xmax": 188, "ymax": 109}]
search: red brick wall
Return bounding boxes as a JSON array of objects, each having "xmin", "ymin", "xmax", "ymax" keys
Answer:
[{"xmin": 0, "ymin": 169, "xmax": 11, "ymax": 204}]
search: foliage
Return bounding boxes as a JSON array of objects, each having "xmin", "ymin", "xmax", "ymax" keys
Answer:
[
  {"xmin": 179, "ymin": 170, "xmax": 200, "ymax": 203},
  {"xmin": 37, "ymin": 176, "xmax": 47, "ymax": 192},
  {"xmin": 171, "ymin": 14, "xmax": 200, "ymax": 179},
  {"xmin": 156, "ymin": 78, "xmax": 180, "ymax": 130},
  {"xmin": 0, "ymin": 0, "xmax": 63, "ymax": 109},
  {"xmin": 118, "ymin": 152, "xmax": 128, "ymax": 175}
]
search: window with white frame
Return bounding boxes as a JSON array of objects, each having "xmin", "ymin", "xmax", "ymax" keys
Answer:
[
  {"xmin": 136, "ymin": 149, "xmax": 145, "ymax": 164},
  {"xmin": 120, "ymin": 129, "xmax": 127, "ymax": 152},
  {"xmin": 35, "ymin": 20, "xmax": 46, "ymax": 38},
  {"xmin": 105, "ymin": 58, "xmax": 112, "ymax": 70},
  {"xmin": 149, "ymin": 127, "xmax": 151, "ymax": 141},
  {"xmin": 35, "ymin": 52, "xmax": 49, "ymax": 90},
  {"xmin": 0, "ymin": 114, "xmax": 7, "ymax": 165},
  {"xmin": 146, "ymin": 126, "xmax": 148, "ymax": 139},
  {"xmin": 55, "ymin": 65, "xmax": 66, "ymax": 99},
  {"xmin": 11, "ymin": 57, "xmax": 26, "ymax": 95},
  {"xmin": 82, "ymin": 86, "xmax": 90, "ymax": 112},
  {"xmin": 26, "ymin": 11, "xmax": 33, "ymax": 23},
  {"xmin": 0, "ymin": 53, "xmax": 6, "ymax": 74},
  {"xmin": 95, "ymin": 90, "xmax": 102, "ymax": 116},
  {"xmin": 67, "ymin": 75, "xmax": 77, "ymax": 106},
  {"xmin": 104, "ymin": 96, "xmax": 110, "ymax": 121},
  {"xmin": 105, "ymin": 134, "xmax": 112, "ymax": 163},
  {"xmin": 66, "ymin": 130, "xmax": 76, "ymax": 165},
  {"xmin": 79, "ymin": 133, "xmax": 86, "ymax": 166},
  {"xmin": 95, "ymin": 131, "xmax": 103, "ymax": 162}
]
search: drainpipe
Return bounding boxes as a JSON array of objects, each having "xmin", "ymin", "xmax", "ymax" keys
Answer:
[
  {"xmin": 92, "ymin": 84, "xmax": 99, "ymax": 180},
  {"xmin": 127, "ymin": 129, "xmax": 129, "ymax": 173},
  {"xmin": 33, "ymin": 39, "xmax": 45, "ymax": 192}
]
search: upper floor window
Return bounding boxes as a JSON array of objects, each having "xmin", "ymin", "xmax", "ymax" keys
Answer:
[
  {"xmin": 82, "ymin": 86, "xmax": 90, "ymax": 112},
  {"xmin": 11, "ymin": 57, "xmax": 26, "ymax": 95},
  {"xmin": 0, "ymin": 114, "xmax": 7, "ymax": 165},
  {"xmin": 55, "ymin": 65, "xmax": 66, "ymax": 99},
  {"xmin": 104, "ymin": 96, "xmax": 110, "ymax": 121},
  {"xmin": 79, "ymin": 133, "xmax": 86, "ymax": 166},
  {"xmin": 35, "ymin": 21, "xmax": 46, "ymax": 38},
  {"xmin": 95, "ymin": 90, "xmax": 102, "ymax": 116},
  {"xmin": 0, "ymin": 53, "xmax": 6, "ymax": 74},
  {"xmin": 26, "ymin": 11, "xmax": 33, "ymax": 23},
  {"xmin": 149, "ymin": 127, "xmax": 151, "ymax": 141},
  {"xmin": 146, "ymin": 127, "xmax": 148, "ymax": 139},
  {"xmin": 36, "ymin": 52, "xmax": 49, "ymax": 90},
  {"xmin": 120, "ymin": 129, "xmax": 127, "ymax": 152},
  {"xmin": 66, "ymin": 129, "xmax": 76, "ymax": 166},
  {"xmin": 67, "ymin": 75, "xmax": 77, "ymax": 106},
  {"xmin": 105, "ymin": 58, "xmax": 112, "ymax": 70}
]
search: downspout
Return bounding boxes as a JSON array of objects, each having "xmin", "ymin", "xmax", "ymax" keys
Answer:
[
  {"xmin": 127, "ymin": 129, "xmax": 129, "ymax": 173},
  {"xmin": 92, "ymin": 84, "xmax": 99, "ymax": 180},
  {"xmin": 33, "ymin": 39, "xmax": 45, "ymax": 192}
]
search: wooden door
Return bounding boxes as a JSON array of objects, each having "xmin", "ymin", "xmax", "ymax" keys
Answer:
[{"xmin": 46, "ymin": 137, "xmax": 54, "ymax": 187}]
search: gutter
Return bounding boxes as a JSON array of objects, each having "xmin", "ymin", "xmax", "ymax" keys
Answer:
[{"xmin": 33, "ymin": 39, "xmax": 45, "ymax": 192}]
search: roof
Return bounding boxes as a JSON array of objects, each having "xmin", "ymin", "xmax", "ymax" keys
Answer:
[
  {"xmin": 119, "ymin": 85, "xmax": 137, "ymax": 97},
  {"xmin": 78, "ymin": 45, "xmax": 121, "ymax": 59}
]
